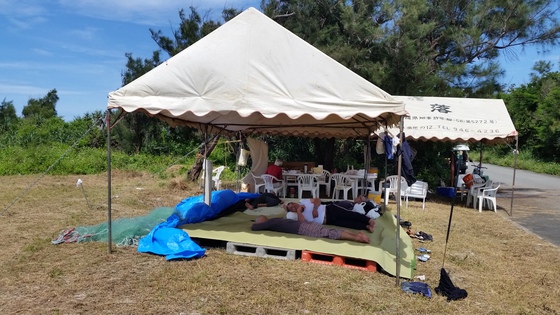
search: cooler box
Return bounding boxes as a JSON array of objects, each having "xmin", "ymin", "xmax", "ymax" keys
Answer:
[
  {"xmin": 437, "ymin": 187, "xmax": 455, "ymax": 197},
  {"xmin": 368, "ymin": 192, "xmax": 382, "ymax": 204}
]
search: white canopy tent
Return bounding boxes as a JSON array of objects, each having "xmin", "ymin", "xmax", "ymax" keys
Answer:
[
  {"xmin": 105, "ymin": 7, "xmax": 410, "ymax": 279},
  {"xmin": 378, "ymin": 97, "xmax": 519, "ymax": 275},
  {"xmin": 378, "ymin": 96, "xmax": 519, "ymax": 209},
  {"xmin": 107, "ymin": 7, "xmax": 406, "ymax": 138},
  {"xmin": 386, "ymin": 96, "xmax": 518, "ymax": 143}
]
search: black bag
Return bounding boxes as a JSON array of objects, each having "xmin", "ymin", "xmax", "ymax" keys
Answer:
[
  {"xmin": 415, "ymin": 231, "xmax": 432, "ymax": 241},
  {"xmin": 435, "ymin": 268, "xmax": 468, "ymax": 302}
]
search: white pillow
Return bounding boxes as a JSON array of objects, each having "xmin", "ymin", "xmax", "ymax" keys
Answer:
[{"xmin": 286, "ymin": 212, "xmax": 298, "ymax": 220}]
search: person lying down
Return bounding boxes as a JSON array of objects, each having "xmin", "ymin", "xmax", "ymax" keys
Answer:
[{"xmin": 251, "ymin": 215, "xmax": 370, "ymax": 244}]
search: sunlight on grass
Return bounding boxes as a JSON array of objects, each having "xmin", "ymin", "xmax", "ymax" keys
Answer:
[{"xmin": 0, "ymin": 173, "xmax": 559, "ymax": 314}]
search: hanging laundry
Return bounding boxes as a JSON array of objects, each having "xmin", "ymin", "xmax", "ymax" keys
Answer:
[
  {"xmin": 376, "ymin": 133, "xmax": 385, "ymax": 154},
  {"xmin": 383, "ymin": 133, "xmax": 394, "ymax": 159},
  {"xmin": 397, "ymin": 133, "xmax": 417, "ymax": 186}
]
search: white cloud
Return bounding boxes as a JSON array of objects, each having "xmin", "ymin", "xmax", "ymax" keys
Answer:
[
  {"xmin": 0, "ymin": 58, "xmax": 118, "ymax": 84},
  {"xmin": 58, "ymin": 42, "xmax": 124, "ymax": 59},
  {"xmin": 32, "ymin": 48, "xmax": 53, "ymax": 56},
  {"xmin": 0, "ymin": 83, "xmax": 48, "ymax": 96},
  {"xmin": 0, "ymin": 61, "xmax": 36, "ymax": 70},
  {"xmin": 0, "ymin": 1, "xmax": 49, "ymax": 29},
  {"xmin": 0, "ymin": 0, "xmax": 47, "ymax": 16},
  {"xmin": 69, "ymin": 27, "xmax": 100, "ymax": 41},
  {"xmin": 56, "ymin": 0, "xmax": 258, "ymax": 26},
  {"xmin": 1, "ymin": 0, "xmax": 259, "ymax": 31}
]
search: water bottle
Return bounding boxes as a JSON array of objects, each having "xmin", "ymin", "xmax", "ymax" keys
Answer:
[{"xmin": 304, "ymin": 163, "xmax": 308, "ymax": 173}]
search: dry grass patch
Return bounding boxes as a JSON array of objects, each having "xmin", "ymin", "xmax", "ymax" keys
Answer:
[{"xmin": 0, "ymin": 173, "xmax": 559, "ymax": 314}]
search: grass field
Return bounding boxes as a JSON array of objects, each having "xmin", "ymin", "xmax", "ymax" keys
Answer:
[{"xmin": 1, "ymin": 171, "xmax": 559, "ymax": 314}]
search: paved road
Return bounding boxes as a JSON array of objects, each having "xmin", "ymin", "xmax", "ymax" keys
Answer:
[{"xmin": 472, "ymin": 163, "xmax": 560, "ymax": 247}]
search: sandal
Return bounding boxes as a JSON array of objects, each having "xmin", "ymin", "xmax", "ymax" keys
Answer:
[
  {"xmin": 415, "ymin": 231, "xmax": 433, "ymax": 241},
  {"xmin": 400, "ymin": 220, "xmax": 412, "ymax": 228}
]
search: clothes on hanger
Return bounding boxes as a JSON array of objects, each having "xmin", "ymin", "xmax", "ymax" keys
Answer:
[
  {"xmin": 397, "ymin": 133, "xmax": 417, "ymax": 186},
  {"xmin": 383, "ymin": 132, "xmax": 394, "ymax": 159}
]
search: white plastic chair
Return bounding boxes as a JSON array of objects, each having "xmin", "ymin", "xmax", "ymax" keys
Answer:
[
  {"xmin": 456, "ymin": 174, "xmax": 469, "ymax": 201},
  {"xmin": 382, "ymin": 175, "xmax": 408, "ymax": 206},
  {"xmin": 353, "ymin": 176, "xmax": 367, "ymax": 198},
  {"xmin": 211, "ymin": 166, "xmax": 225, "ymax": 190},
  {"xmin": 316, "ymin": 170, "xmax": 332, "ymax": 197},
  {"xmin": 465, "ymin": 176, "xmax": 485, "ymax": 207},
  {"xmin": 404, "ymin": 181, "xmax": 428, "ymax": 209},
  {"xmin": 331, "ymin": 174, "xmax": 354, "ymax": 200},
  {"xmin": 478, "ymin": 183, "xmax": 500, "ymax": 212},
  {"xmin": 468, "ymin": 179, "xmax": 492, "ymax": 209},
  {"xmin": 296, "ymin": 174, "xmax": 319, "ymax": 199},
  {"xmin": 261, "ymin": 174, "xmax": 284, "ymax": 197},
  {"xmin": 201, "ymin": 165, "xmax": 225, "ymax": 190},
  {"xmin": 251, "ymin": 172, "xmax": 266, "ymax": 194}
]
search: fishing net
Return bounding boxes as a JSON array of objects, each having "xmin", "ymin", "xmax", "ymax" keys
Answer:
[{"xmin": 52, "ymin": 207, "xmax": 175, "ymax": 247}]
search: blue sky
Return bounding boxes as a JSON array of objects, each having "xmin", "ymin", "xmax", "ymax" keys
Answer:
[{"xmin": 1, "ymin": 1, "xmax": 557, "ymax": 121}]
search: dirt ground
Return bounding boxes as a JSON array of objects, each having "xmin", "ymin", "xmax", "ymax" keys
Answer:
[{"xmin": 1, "ymin": 172, "xmax": 559, "ymax": 314}]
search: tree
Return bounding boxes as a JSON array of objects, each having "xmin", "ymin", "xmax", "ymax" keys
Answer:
[
  {"xmin": 70, "ymin": 110, "xmax": 107, "ymax": 149},
  {"xmin": 21, "ymin": 89, "xmax": 58, "ymax": 119},
  {"xmin": 535, "ymin": 86, "xmax": 560, "ymax": 159},
  {"xmin": 146, "ymin": 6, "xmax": 242, "ymax": 179},
  {"xmin": 115, "ymin": 51, "xmax": 163, "ymax": 154},
  {"xmin": 0, "ymin": 98, "xmax": 19, "ymax": 133},
  {"xmin": 262, "ymin": 0, "xmax": 560, "ymax": 97},
  {"xmin": 116, "ymin": 50, "xmax": 198, "ymax": 155},
  {"xmin": 261, "ymin": 0, "xmax": 560, "ymax": 185},
  {"xmin": 149, "ymin": 8, "xmax": 224, "ymax": 57},
  {"xmin": 503, "ymin": 61, "xmax": 560, "ymax": 161}
]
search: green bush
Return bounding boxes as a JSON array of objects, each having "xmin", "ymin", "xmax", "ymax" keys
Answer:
[{"xmin": 0, "ymin": 145, "xmax": 194, "ymax": 176}]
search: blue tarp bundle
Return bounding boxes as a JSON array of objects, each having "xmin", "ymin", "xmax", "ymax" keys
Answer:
[
  {"xmin": 138, "ymin": 216, "xmax": 206, "ymax": 260},
  {"xmin": 172, "ymin": 190, "xmax": 258, "ymax": 225},
  {"xmin": 138, "ymin": 190, "xmax": 259, "ymax": 260}
]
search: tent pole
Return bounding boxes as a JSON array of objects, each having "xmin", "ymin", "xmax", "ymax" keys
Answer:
[
  {"xmin": 202, "ymin": 132, "xmax": 209, "ymax": 204},
  {"xmin": 364, "ymin": 134, "xmax": 372, "ymax": 196},
  {"xmin": 382, "ymin": 132, "xmax": 389, "ymax": 208},
  {"xmin": 106, "ymin": 110, "xmax": 113, "ymax": 254},
  {"xmin": 443, "ymin": 149, "xmax": 461, "ymax": 268},
  {"xmin": 204, "ymin": 159, "xmax": 212, "ymax": 205},
  {"xmin": 509, "ymin": 135, "xmax": 519, "ymax": 216},
  {"xmin": 479, "ymin": 142, "xmax": 483, "ymax": 167},
  {"xmin": 395, "ymin": 117, "xmax": 404, "ymax": 286}
]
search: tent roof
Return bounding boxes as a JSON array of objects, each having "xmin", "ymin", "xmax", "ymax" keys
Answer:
[
  {"xmin": 382, "ymin": 96, "xmax": 518, "ymax": 144},
  {"xmin": 107, "ymin": 7, "xmax": 406, "ymax": 139}
]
